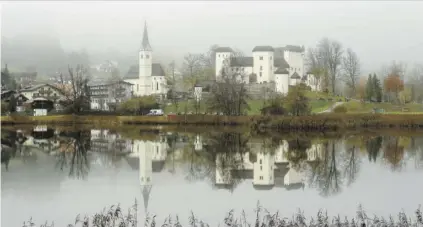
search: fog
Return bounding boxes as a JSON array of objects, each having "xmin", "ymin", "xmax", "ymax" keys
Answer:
[{"xmin": 1, "ymin": 1, "xmax": 423, "ymax": 74}]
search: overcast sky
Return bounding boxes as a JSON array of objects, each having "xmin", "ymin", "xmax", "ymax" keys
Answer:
[{"xmin": 2, "ymin": 1, "xmax": 423, "ymax": 73}]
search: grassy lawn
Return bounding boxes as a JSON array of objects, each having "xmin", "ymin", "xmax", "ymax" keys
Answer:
[
  {"xmin": 343, "ymin": 100, "xmax": 423, "ymax": 113},
  {"xmin": 163, "ymin": 98, "xmax": 335, "ymax": 115}
]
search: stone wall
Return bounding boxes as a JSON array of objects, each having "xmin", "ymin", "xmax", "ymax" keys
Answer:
[{"xmin": 246, "ymin": 82, "xmax": 276, "ymax": 99}]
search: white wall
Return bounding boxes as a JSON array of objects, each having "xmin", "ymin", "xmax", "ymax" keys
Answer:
[
  {"xmin": 253, "ymin": 152, "xmax": 275, "ymax": 185},
  {"xmin": 215, "ymin": 52, "xmax": 233, "ymax": 79},
  {"xmin": 284, "ymin": 51, "xmax": 304, "ymax": 76},
  {"xmin": 253, "ymin": 51, "xmax": 274, "ymax": 84},
  {"xmin": 284, "ymin": 168, "xmax": 304, "ymax": 186},
  {"xmin": 275, "ymin": 73, "xmax": 289, "ymax": 95},
  {"xmin": 229, "ymin": 66, "xmax": 253, "ymax": 84},
  {"xmin": 150, "ymin": 76, "xmax": 167, "ymax": 95}
]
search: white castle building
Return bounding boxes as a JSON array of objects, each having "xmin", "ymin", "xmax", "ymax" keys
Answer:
[
  {"xmin": 124, "ymin": 22, "xmax": 167, "ymax": 97},
  {"xmin": 214, "ymin": 46, "xmax": 321, "ymax": 94}
]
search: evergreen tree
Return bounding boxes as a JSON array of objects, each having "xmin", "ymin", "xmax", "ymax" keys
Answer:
[
  {"xmin": 8, "ymin": 95, "xmax": 17, "ymax": 113},
  {"xmin": 366, "ymin": 136, "xmax": 382, "ymax": 162},
  {"xmin": 372, "ymin": 73, "xmax": 382, "ymax": 102},
  {"xmin": 366, "ymin": 74, "xmax": 374, "ymax": 101},
  {"xmin": 1, "ymin": 64, "xmax": 17, "ymax": 90}
]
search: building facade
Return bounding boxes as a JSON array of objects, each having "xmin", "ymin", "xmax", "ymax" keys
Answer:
[
  {"xmin": 89, "ymin": 80, "xmax": 133, "ymax": 111},
  {"xmin": 214, "ymin": 45, "xmax": 320, "ymax": 95},
  {"xmin": 123, "ymin": 22, "xmax": 167, "ymax": 98}
]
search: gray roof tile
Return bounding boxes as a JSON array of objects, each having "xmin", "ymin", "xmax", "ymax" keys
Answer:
[
  {"xmin": 252, "ymin": 46, "xmax": 274, "ymax": 52},
  {"xmin": 230, "ymin": 57, "xmax": 253, "ymax": 67},
  {"xmin": 274, "ymin": 57, "xmax": 290, "ymax": 68},
  {"xmin": 291, "ymin": 72, "xmax": 301, "ymax": 79},
  {"xmin": 123, "ymin": 63, "xmax": 165, "ymax": 79},
  {"xmin": 214, "ymin": 47, "xmax": 233, "ymax": 53},
  {"xmin": 274, "ymin": 68, "xmax": 289, "ymax": 74}
]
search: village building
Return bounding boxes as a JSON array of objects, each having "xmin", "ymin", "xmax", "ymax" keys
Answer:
[
  {"xmin": 88, "ymin": 80, "xmax": 133, "ymax": 111},
  {"xmin": 214, "ymin": 45, "xmax": 321, "ymax": 95},
  {"xmin": 123, "ymin": 22, "xmax": 167, "ymax": 98}
]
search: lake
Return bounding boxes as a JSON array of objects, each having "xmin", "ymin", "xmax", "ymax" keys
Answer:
[{"xmin": 1, "ymin": 126, "xmax": 423, "ymax": 226}]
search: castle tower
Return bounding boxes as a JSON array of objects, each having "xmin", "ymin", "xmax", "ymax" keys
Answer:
[
  {"xmin": 138, "ymin": 21, "xmax": 153, "ymax": 96},
  {"xmin": 139, "ymin": 144, "xmax": 153, "ymax": 215},
  {"xmin": 252, "ymin": 46, "xmax": 275, "ymax": 84}
]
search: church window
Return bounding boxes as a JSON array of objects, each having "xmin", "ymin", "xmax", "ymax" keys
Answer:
[
  {"xmin": 259, "ymin": 72, "xmax": 262, "ymax": 77},
  {"xmin": 259, "ymin": 176, "xmax": 263, "ymax": 180},
  {"xmin": 156, "ymin": 82, "xmax": 159, "ymax": 90},
  {"xmin": 146, "ymin": 54, "xmax": 150, "ymax": 59},
  {"xmin": 259, "ymin": 56, "xmax": 263, "ymax": 60},
  {"xmin": 260, "ymin": 66, "xmax": 263, "ymax": 70}
]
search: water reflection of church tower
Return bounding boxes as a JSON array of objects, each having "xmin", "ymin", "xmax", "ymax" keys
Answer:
[{"xmin": 139, "ymin": 146, "xmax": 152, "ymax": 214}]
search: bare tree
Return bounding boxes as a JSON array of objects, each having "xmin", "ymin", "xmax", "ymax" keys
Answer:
[
  {"xmin": 183, "ymin": 53, "xmax": 202, "ymax": 88},
  {"xmin": 199, "ymin": 44, "xmax": 219, "ymax": 69},
  {"xmin": 317, "ymin": 38, "xmax": 343, "ymax": 94},
  {"xmin": 305, "ymin": 47, "xmax": 326, "ymax": 91},
  {"xmin": 207, "ymin": 51, "xmax": 250, "ymax": 116},
  {"xmin": 341, "ymin": 48, "xmax": 360, "ymax": 97},
  {"xmin": 166, "ymin": 61, "xmax": 180, "ymax": 113},
  {"xmin": 59, "ymin": 64, "xmax": 91, "ymax": 114}
]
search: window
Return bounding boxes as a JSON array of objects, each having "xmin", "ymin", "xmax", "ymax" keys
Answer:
[
  {"xmin": 259, "ymin": 176, "xmax": 263, "ymax": 180},
  {"xmin": 156, "ymin": 82, "xmax": 159, "ymax": 90},
  {"xmin": 146, "ymin": 54, "xmax": 150, "ymax": 59},
  {"xmin": 260, "ymin": 66, "xmax": 263, "ymax": 70},
  {"xmin": 259, "ymin": 72, "xmax": 262, "ymax": 77},
  {"xmin": 137, "ymin": 84, "xmax": 139, "ymax": 91},
  {"xmin": 259, "ymin": 56, "xmax": 263, "ymax": 60},
  {"xmin": 259, "ymin": 159, "xmax": 262, "ymax": 164},
  {"xmin": 141, "ymin": 55, "xmax": 143, "ymax": 59},
  {"xmin": 260, "ymin": 166, "xmax": 262, "ymax": 170}
]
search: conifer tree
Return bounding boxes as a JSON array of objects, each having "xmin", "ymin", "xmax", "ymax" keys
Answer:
[
  {"xmin": 372, "ymin": 73, "xmax": 382, "ymax": 102},
  {"xmin": 366, "ymin": 74, "xmax": 374, "ymax": 101}
]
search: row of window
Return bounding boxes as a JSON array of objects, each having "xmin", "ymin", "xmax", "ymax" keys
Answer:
[
  {"xmin": 140, "ymin": 54, "xmax": 150, "ymax": 59},
  {"xmin": 136, "ymin": 82, "xmax": 161, "ymax": 91}
]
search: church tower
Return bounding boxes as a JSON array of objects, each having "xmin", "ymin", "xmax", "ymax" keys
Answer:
[
  {"xmin": 139, "ymin": 143, "xmax": 153, "ymax": 217},
  {"xmin": 138, "ymin": 21, "xmax": 153, "ymax": 96}
]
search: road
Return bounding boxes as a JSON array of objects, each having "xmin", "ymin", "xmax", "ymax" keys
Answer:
[{"xmin": 318, "ymin": 102, "xmax": 344, "ymax": 114}]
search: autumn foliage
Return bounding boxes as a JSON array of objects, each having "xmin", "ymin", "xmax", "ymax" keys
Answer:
[{"xmin": 384, "ymin": 74, "xmax": 404, "ymax": 93}]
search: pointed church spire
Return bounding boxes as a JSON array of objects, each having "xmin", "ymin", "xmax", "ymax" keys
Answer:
[
  {"xmin": 141, "ymin": 21, "xmax": 152, "ymax": 51},
  {"xmin": 141, "ymin": 185, "xmax": 152, "ymax": 212}
]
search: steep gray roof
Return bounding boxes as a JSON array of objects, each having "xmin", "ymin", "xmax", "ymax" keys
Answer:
[
  {"xmin": 88, "ymin": 80, "xmax": 133, "ymax": 87},
  {"xmin": 291, "ymin": 72, "xmax": 301, "ymax": 79},
  {"xmin": 123, "ymin": 63, "xmax": 166, "ymax": 79},
  {"xmin": 274, "ymin": 57, "xmax": 290, "ymax": 68},
  {"xmin": 141, "ymin": 21, "xmax": 152, "ymax": 51},
  {"xmin": 274, "ymin": 68, "xmax": 289, "ymax": 74},
  {"xmin": 253, "ymin": 184, "xmax": 274, "ymax": 190},
  {"xmin": 215, "ymin": 47, "xmax": 233, "ymax": 53},
  {"xmin": 230, "ymin": 57, "xmax": 253, "ymax": 67},
  {"xmin": 252, "ymin": 46, "xmax": 274, "ymax": 52},
  {"xmin": 284, "ymin": 45, "xmax": 304, "ymax": 53}
]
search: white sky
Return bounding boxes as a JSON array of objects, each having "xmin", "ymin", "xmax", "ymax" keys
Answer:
[{"xmin": 2, "ymin": 1, "xmax": 423, "ymax": 73}]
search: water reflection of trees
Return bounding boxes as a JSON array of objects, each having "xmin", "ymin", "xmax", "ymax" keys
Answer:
[
  {"xmin": 383, "ymin": 136, "xmax": 406, "ymax": 171},
  {"xmin": 55, "ymin": 131, "xmax": 91, "ymax": 179},
  {"xmin": 308, "ymin": 141, "xmax": 343, "ymax": 197}
]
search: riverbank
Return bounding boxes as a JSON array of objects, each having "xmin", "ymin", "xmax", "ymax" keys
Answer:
[{"xmin": 2, "ymin": 113, "xmax": 423, "ymax": 130}]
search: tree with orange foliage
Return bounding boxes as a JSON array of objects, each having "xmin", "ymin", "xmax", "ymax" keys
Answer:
[{"xmin": 384, "ymin": 74, "xmax": 404, "ymax": 103}]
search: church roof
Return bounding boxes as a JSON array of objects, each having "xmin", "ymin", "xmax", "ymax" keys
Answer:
[
  {"xmin": 230, "ymin": 57, "xmax": 253, "ymax": 67},
  {"xmin": 252, "ymin": 46, "xmax": 274, "ymax": 52},
  {"xmin": 141, "ymin": 21, "xmax": 152, "ymax": 51},
  {"xmin": 274, "ymin": 68, "xmax": 289, "ymax": 74},
  {"xmin": 123, "ymin": 63, "xmax": 166, "ymax": 79},
  {"xmin": 291, "ymin": 72, "xmax": 301, "ymax": 79},
  {"xmin": 215, "ymin": 47, "xmax": 233, "ymax": 53}
]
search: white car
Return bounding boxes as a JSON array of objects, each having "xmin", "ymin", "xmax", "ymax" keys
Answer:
[{"xmin": 147, "ymin": 109, "xmax": 164, "ymax": 116}]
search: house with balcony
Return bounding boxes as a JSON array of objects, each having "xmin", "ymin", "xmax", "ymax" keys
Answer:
[
  {"xmin": 88, "ymin": 80, "xmax": 133, "ymax": 111},
  {"xmin": 20, "ymin": 84, "xmax": 65, "ymax": 102}
]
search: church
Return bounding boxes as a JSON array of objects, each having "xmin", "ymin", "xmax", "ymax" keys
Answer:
[{"xmin": 124, "ymin": 22, "xmax": 167, "ymax": 97}]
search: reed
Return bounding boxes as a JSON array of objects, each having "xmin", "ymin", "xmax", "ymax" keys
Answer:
[{"xmin": 22, "ymin": 201, "xmax": 423, "ymax": 227}]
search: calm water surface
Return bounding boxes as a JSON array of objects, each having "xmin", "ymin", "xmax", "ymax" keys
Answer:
[{"xmin": 1, "ymin": 127, "xmax": 423, "ymax": 226}]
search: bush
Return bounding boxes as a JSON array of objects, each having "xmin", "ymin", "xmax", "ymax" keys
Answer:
[{"xmin": 333, "ymin": 105, "xmax": 347, "ymax": 113}]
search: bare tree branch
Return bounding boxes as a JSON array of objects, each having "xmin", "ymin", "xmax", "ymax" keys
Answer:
[{"xmin": 341, "ymin": 48, "xmax": 360, "ymax": 96}]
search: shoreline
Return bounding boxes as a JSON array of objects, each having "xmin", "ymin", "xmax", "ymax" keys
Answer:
[{"xmin": 1, "ymin": 114, "xmax": 423, "ymax": 131}]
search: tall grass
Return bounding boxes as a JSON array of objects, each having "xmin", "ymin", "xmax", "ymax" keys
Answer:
[{"xmin": 22, "ymin": 201, "xmax": 423, "ymax": 227}]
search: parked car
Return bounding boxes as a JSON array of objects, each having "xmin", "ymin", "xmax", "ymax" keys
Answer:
[{"xmin": 147, "ymin": 109, "xmax": 164, "ymax": 116}]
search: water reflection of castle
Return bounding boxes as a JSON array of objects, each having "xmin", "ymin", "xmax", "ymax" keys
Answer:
[{"xmin": 215, "ymin": 140, "xmax": 324, "ymax": 190}]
